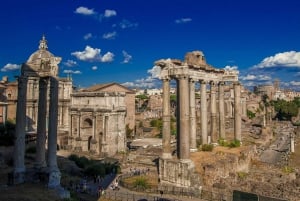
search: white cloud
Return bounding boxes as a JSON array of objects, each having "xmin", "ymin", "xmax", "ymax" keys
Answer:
[
  {"xmin": 147, "ymin": 65, "xmax": 161, "ymax": 78},
  {"xmin": 104, "ymin": 9, "xmax": 117, "ymax": 18},
  {"xmin": 63, "ymin": 70, "xmax": 82, "ymax": 74},
  {"xmin": 122, "ymin": 51, "xmax": 132, "ymax": 63},
  {"xmin": 91, "ymin": 66, "xmax": 98, "ymax": 70},
  {"xmin": 175, "ymin": 18, "xmax": 192, "ymax": 24},
  {"xmin": 71, "ymin": 46, "xmax": 114, "ymax": 62},
  {"xmin": 83, "ymin": 33, "xmax": 93, "ymax": 40},
  {"xmin": 224, "ymin": 65, "xmax": 238, "ymax": 71},
  {"xmin": 253, "ymin": 51, "xmax": 300, "ymax": 68},
  {"xmin": 75, "ymin": 7, "xmax": 96, "ymax": 15},
  {"xmin": 290, "ymin": 81, "xmax": 300, "ymax": 86},
  {"xmin": 240, "ymin": 74, "xmax": 271, "ymax": 81},
  {"xmin": 63, "ymin": 59, "xmax": 77, "ymax": 67},
  {"xmin": 102, "ymin": 31, "xmax": 117, "ymax": 40},
  {"xmin": 119, "ymin": 19, "xmax": 138, "ymax": 29},
  {"xmin": 1, "ymin": 63, "xmax": 20, "ymax": 72}
]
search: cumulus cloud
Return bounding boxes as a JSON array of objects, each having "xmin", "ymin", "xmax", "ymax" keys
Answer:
[
  {"xmin": 102, "ymin": 31, "xmax": 117, "ymax": 40},
  {"xmin": 122, "ymin": 51, "xmax": 132, "ymax": 63},
  {"xmin": 1, "ymin": 63, "xmax": 20, "ymax": 72},
  {"xmin": 104, "ymin": 9, "xmax": 117, "ymax": 18},
  {"xmin": 119, "ymin": 19, "xmax": 138, "ymax": 29},
  {"xmin": 224, "ymin": 65, "xmax": 238, "ymax": 71},
  {"xmin": 175, "ymin": 18, "xmax": 192, "ymax": 24},
  {"xmin": 147, "ymin": 65, "xmax": 161, "ymax": 78},
  {"xmin": 253, "ymin": 51, "xmax": 300, "ymax": 69},
  {"xmin": 63, "ymin": 70, "xmax": 82, "ymax": 74},
  {"xmin": 240, "ymin": 74, "xmax": 271, "ymax": 81},
  {"xmin": 75, "ymin": 7, "xmax": 96, "ymax": 15},
  {"xmin": 71, "ymin": 46, "xmax": 114, "ymax": 62},
  {"xmin": 290, "ymin": 81, "xmax": 300, "ymax": 86},
  {"xmin": 83, "ymin": 33, "xmax": 93, "ymax": 40},
  {"xmin": 91, "ymin": 66, "xmax": 98, "ymax": 70},
  {"xmin": 63, "ymin": 59, "xmax": 77, "ymax": 67}
]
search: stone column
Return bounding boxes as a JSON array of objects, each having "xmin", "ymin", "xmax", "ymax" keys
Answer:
[
  {"xmin": 210, "ymin": 82, "xmax": 217, "ymax": 143},
  {"xmin": 77, "ymin": 114, "xmax": 81, "ymax": 138},
  {"xmin": 201, "ymin": 80, "xmax": 208, "ymax": 144},
  {"xmin": 92, "ymin": 114, "xmax": 96, "ymax": 139},
  {"xmin": 162, "ymin": 78, "xmax": 172, "ymax": 159},
  {"xmin": 178, "ymin": 75, "xmax": 190, "ymax": 160},
  {"xmin": 189, "ymin": 79, "xmax": 197, "ymax": 152},
  {"xmin": 35, "ymin": 78, "xmax": 48, "ymax": 169},
  {"xmin": 234, "ymin": 82, "xmax": 241, "ymax": 142},
  {"xmin": 218, "ymin": 82, "xmax": 225, "ymax": 139},
  {"xmin": 13, "ymin": 76, "xmax": 28, "ymax": 184},
  {"xmin": 47, "ymin": 77, "xmax": 61, "ymax": 188}
]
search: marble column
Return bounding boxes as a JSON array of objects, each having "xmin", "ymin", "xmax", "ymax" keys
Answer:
[
  {"xmin": 35, "ymin": 78, "xmax": 48, "ymax": 169},
  {"xmin": 47, "ymin": 77, "xmax": 61, "ymax": 188},
  {"xmin": 13, "ymin": 76, "xmax": 28, "ymax": 184},
  {"xmin": 189, "ymin": 79, "xmax": 197, "ymax": 152},
  {"xmin": 201, "ymin": 80, "xmax": 208, "ymax": 144},
  {"xmin": 234, "ymin": 82, "xmax": 241, "ymax": 142},
  {"xmin": 210, "ymin": 82, "xmax": 217, "ymax": 143},
  {"xmin": 92, "ymin": 114, "xmax": 96, "ymax": 139},
  {"xmin": 218, "ymin": 82, "xmax": 225, "ymax": 139},
  {"xmin": 162, "ymin": 78, "xmax": 172, "ymax": 159},
  {"xmin": 178, "ymin": 75, "xmax": 190, "ymax": 160}
]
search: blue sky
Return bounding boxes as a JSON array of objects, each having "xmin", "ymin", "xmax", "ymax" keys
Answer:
[{"xmin": 0, "ymin": 0, "xmax": 300, "ymax": 91}]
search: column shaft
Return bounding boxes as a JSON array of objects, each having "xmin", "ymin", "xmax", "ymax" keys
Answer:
[
  {"xmin": 162, "ymin": 78, "xmax": 172, "ymax": 159},
  {"xmin": 189, "ymin": 80, "xmax": 197, "ymax": 151},
  {"xmin": 218, "ymin": 82, "xmax": 225, "ymax": 139},
  {"xmin": 234, "ymin": 82, "xmax": 241, "ymax": 141},
  {"xmin": 35, "ymin": 78, "xmax": 48, "ymax": 168},
  {"xmin": 201, "ymin": 81, "xmax": 208, "ymax": 144},
  {"xmin": 178, "ymin": 76, "xmax": 190, "ymax": 160},
  {"xmin": 210, "ymin": 82, "xmax": 217, "ymax": 143},
  {"xmin": 13, "ymin": 76, "xmax": 28, "ymax": 183}
]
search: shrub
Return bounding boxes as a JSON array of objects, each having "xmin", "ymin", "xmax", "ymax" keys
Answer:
[
  {"xmin": 228, "ymin": 140, "xmax": 241, "ymax": 148},
  {"xmin": 282, "ymin": 166, "xmax": 294, "ymax": 174},
  {"xmin": 201, "ymin": 144, "xmax": 214, "ymax": 151},
  {"xmin": 218, "ymin": 138, "xmax": 229, "ymax": 146},
  {"xmin": 133, "ymin": 176, "xmax": 149, "ymax": 190},
  {"xmin": 84, "ymin": 164, "xmax": 106, "ymax": 177}
]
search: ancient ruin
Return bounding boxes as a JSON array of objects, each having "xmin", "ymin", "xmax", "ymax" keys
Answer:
[{"xmin": 154, "ymin": 51, "xmax": 241, "ymax": 187}]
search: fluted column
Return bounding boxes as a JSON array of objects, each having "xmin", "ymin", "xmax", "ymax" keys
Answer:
[
  {"xmin": 218, "ymin": 82, "xmax": 225, "ymax": 139},
  {"xmin": 13, "ymin": 76, "xmax": 28, "ymax": 184},
  {"xmin": 162, "ymin": 78, "xmax": 172, "ymax": 159},
  {"xmin": 201, "ymin": 80, "xmax": 208, "ymax": 144},
  {"xmin": 234, "ymin": 82, "xmax": 241, "ymax": 142},
  {"xmin": 178, "ymin": 75, "xmax": 190, "ymax": 160},
  {"xmin": 189, "ymin": 79, "xmax": 197, "ymax": 152},
  {"xmin": 210, "ymin": 82, "xmax": 217, "ymax": 143},
  {"xmin": 47, "ymin": 77, "xmax": 61, "ymax": 188},
  {"xmin": 35, "ymin": 78, "xmax": 48, "ymax": 169}
]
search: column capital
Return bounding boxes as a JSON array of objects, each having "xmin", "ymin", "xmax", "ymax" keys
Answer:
[
  {"xmin": 218, "ymin": 81, "xmax": 225, "ymax": 86},
  {"xmin": 233, "ymin": 81, "xmax": 240, "ymax": 86},
  {"xmin": 210, "ymin": 81, "xmax": 217, "ymax": 86},
  {"xmin": 162, "ymin": 76, "xmax": 171, "ymax": 82},
  {"xmin": 200, "ymin": 80, "xmax": 207, "ymax": 84},
  {"xmin": 175, "ymin": 74, "xmax": 189, "ymax": 80},
  {"xmin": 189, "ymin": 78, "xmax": 198, "ymax": 83}
]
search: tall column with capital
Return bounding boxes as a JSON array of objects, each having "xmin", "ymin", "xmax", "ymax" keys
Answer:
[
  {"xmin": 178, "ymin": 76, "xmax": 190, "ymax": 160},
  {"xmin": 35, "ymin": 78, "xmax": 48, "ymax": 169},
  {"xmin": 47, "ymin": 77, "xmax": 61, "ymax": 188},
  {"xmin": 218, "ymin": 82, "xmax": 225, "ymax": 139},
  {"xmin": 201, "ymin": 81, "xmax": 208, "ymax": 144},
  {"xmin": 13, "ymin": 76, "xmax": 28, "ymax": 184},
  {"xmin": 210, "ymin": 82, "xmax": 217, "ymax": 143},
  {"xmin": 162, "ymin": 78, "xmax": 172, "ymax": 159},
  {"xmin": 189, "ymin": 79, "xmax": 197, "ymax": 152},
  {"xmin": 234, "ymin": 82, "xmax": 241, "ymax": 142}
]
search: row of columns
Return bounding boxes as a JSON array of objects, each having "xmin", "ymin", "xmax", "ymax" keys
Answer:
[
  {"xmin": 13, "ymin": 76, "xmax": 60, "ymax": 187},
  {"xmin": 162, "ymin": 77, "xmax": 241, "ymax": 160}
]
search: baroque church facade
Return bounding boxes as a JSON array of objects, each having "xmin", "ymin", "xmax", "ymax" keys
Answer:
[{"xmin": 4, "ymin": 36, "xmax": 133, "ymax": 157}]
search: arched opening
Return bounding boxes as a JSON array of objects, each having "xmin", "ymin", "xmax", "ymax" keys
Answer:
[
  {"xmin": 88, "ymin": 136, "xmax": 92, "ymax": 151},
  {"xmin": 82, "ymin": 118, "xmax": 92, "ymax": 128}
]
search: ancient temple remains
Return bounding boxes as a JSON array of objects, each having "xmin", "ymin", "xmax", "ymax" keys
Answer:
[
  {"xmin": 13, "ymin": 36, "xmax": 64, "ymax": 190},
  {"xmin": 155, "ymin": 51, "xmax": 240, "ymax": 187}
]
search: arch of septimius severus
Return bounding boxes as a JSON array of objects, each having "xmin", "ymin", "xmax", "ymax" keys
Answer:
[
  {"xmin": 13, "ymin": 36, "xmax": 63, "ymax": 189},
  {"xmin": 154, "ymin": 51, "xmax": 240, "ymax": 187}
]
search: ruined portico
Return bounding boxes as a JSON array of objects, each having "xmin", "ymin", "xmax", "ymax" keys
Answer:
[
  {"xmin": 13, "ymin": 36, "xmax": 64, "ymax": 190},
  {"xmin": 155, "ymin": 51, "xmax": 240, "ymax": 188}
]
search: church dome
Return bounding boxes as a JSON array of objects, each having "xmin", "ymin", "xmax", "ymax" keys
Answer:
[{"xmin": 27, "ymin": 35, "xmax": 54, "ymax": 63}]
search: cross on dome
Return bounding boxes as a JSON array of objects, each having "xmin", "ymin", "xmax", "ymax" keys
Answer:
[{"xmin": 39, "ymin": 35, "xmax": 48, "ymax": 50}]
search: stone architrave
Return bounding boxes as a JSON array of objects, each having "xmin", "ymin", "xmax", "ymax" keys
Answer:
[
  {"xmin": 218, "ymin": 82, "xmax": 225, "ymax": 139},
  {"xmin": 35, "ymin": 78, "xmax": 48, "ymax": 169},
  {"xmin": 13, "ymin": 76, "xmax": 28, "ymax": 184},
  {"xmin": 162, "ymin": 78, "xmax": 172, "ymax": 159},
  {"xmin": 189, "ymin": 79, "xmax": 197, "ymax": 152},
  {"xmin": 200, "ymin": 81, "xmax": 208, "ymax": 144},
  {"xmin": 47, "ymin": 77, "xmax": 61, "ymax": 188},
  {"xmin": 178, "ymin": 75, "xmax": 190, "ymax": 160},
  {"xmin": 234, "ymin": 82, "xmax": 241, "ymax": 142},
  {"xmin": 210, "ymin": 82, "xmax": 217, "ymax": 142}
]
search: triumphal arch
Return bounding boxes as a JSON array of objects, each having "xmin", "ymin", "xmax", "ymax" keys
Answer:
[
  {"xmin": 13, "ymin": 36, "xmax": 62, "ymax": 189},
  {"xmin": 155, "ymin": 51, "xmax": 240, "ymax": 187}
]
